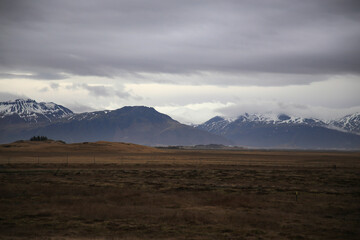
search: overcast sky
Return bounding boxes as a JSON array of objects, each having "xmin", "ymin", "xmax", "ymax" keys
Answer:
[{"xmin": 1, "ymin": 0, "xmax": 360, "ymax": 123}]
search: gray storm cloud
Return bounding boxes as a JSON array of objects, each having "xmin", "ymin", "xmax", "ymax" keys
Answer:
[{"xmin": 0, "ymin": 0, "xmax": 359, "ymax": 84}]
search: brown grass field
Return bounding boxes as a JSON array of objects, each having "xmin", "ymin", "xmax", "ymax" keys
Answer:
[{"xmin": 0, "ymin": 141, "xmax": 360, "ymax": 239}]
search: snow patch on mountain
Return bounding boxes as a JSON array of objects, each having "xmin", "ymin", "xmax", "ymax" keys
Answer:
[
  {"xmin": 229, "ymin": 113, "xmax": 325, "ymax": 126},
  {"xmin": 0, "ymin": 99, "xmax": 73, "ymax": 123},
  {"xmin": 330, "ymin": 113, "xmax": 360, "ymax": 135}
]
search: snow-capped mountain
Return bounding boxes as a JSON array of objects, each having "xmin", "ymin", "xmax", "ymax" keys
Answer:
[
  {"xmin": 235, "ymin": 113, "xmax": 326, "ymax": 126},
  {"xmin": 330, "ymin": 113, "xmax": 360, "ymax": 135},
  {"xmin": 197, "ymin": 116, "xmax": 232, "ymax": 135},
  {"xmin": 197, "ymin": 113, "xmax": 360, "ymax": 149},
  {"xmin": 0, "ymin": 99, "xmax": 73, "ymax": 123},
  {"xmin": 197, "ymin": 113, "xmax": 326, "ymax": 135},
  {"xmin": 198, "ymin": 112, "xmax": 360, "ymax": 137}
]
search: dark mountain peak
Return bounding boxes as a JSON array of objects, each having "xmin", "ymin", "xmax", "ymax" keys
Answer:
[
  {"xmin": 113, "ymin": 106, "xmax": 174, "ymax": 122},
  {"xmin": 119, "ymin": 106, "xmax": 157, "ymax": 114},
  {"xmin": 68, "ymin": 105, "xmax": 173, "ymax": 123},
  {"xmin": 122, "ymin": 105, "xmax": 154, "ymax": 110},
  {"xmin": 278, "ymin": 114, "xmax": 291, "ymax": 121}
]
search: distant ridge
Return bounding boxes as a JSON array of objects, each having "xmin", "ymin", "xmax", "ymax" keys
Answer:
[{"xmin": 0, "ymin": 99, "xmax": 230, "ymax": 146}]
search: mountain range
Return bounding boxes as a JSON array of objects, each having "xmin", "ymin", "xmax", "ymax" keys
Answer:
[
  {"xmin": 0, "ymin": 99, "xmax": 229, "ymax": 146},
  {"xmin": 1, "ymin": 99, "xmax": 360, "ymax": 149}
]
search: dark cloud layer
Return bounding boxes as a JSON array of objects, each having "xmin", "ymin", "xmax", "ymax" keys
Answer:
[{"xmin": 1, "ymin": 0, "xmax": 360, "ymax": 83}]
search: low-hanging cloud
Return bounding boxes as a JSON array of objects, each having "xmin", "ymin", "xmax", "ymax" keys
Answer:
[
  {"xmin": 65, "ymin": 102, "xmax": 97, "ymax": 113},
  {"xmin": 216, "ymin": 100, "xmax": 360, "ymax": 121},
  {"xmin": 82, "ymin": 84, "xmax": 113, "ymax": 98},
  {"xmin": 50, "ymin": 83, "xmax": 59, "ymax": 90},
  {"xmin": 0, "ymin": 91, "xmax": 28, "ymax": 101},
  {"xmin": 0, "ymin": 0, "xmax": 359, "ymax": 85},
  {"xmin": 66, "ymin": 83, "xmax": 132, "ymax": 99}
]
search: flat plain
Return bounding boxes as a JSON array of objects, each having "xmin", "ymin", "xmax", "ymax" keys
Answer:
[{"xmin": 0, "ymin": 141, "xmax": 359, "ymax": 239}]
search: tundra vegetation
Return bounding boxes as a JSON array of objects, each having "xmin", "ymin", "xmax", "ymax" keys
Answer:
[{"xmin": 0, "ymin": 141, "xmax": 359, "ymax": 239}]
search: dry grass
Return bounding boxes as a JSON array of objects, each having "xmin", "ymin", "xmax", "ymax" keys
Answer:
[{"xmin": 0, "ymin": 141, "xmax": 359, "ymax": 239}]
